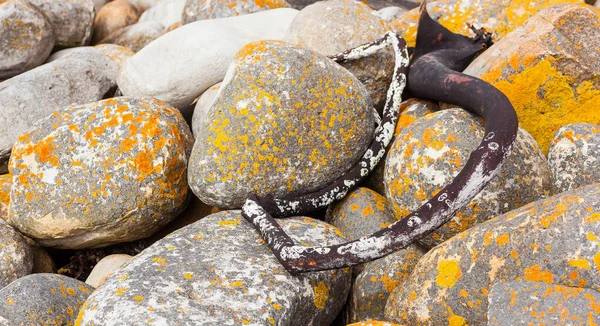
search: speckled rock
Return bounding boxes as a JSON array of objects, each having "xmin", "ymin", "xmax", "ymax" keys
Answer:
[
  {"xmin": 285, "ymin": 0, "xmax": 418, "ymax": 10},
  {"xmin": 8, "ymin": 97, "xmax": 194, "ymax": 249},
  {"xmin": 182, "ymin": 0, "xmax": 290, "ymax": 24},
  {"xmin": 75, "ymin": 211, "xmax": 351, "ymax": 325},
  {"xmin": 191, "ymin": 82, "xmax": 221, "ymax": 138},
  {"xmin": 347, "ymin": 322, "xmax": 403, "ymax": 326},
  {"xmin": 0, "ymin": 48, "xmax": 119, "ymax": 174},
  {"xmin": 139, "ymin": 0, "xmax": 185, "ymax": 27},
  {"xmin": 0, "ymin": 0, "xmax": 54, "ymax": 80},
  {"xmin": 548, "ymin": 123, "xmax": 600, "ymax": 193},
  {"xmin": 285, "ymin": 0, "xmax": 394, "ymax": 110},
  {"xmin": 0, "ymin": 221, "xmax": 32, "ymax": 289},
  {"xmin": 375, "ymin": 6, "xmax": 407, "ymax": 22},
  {"xmin": 390, "ymin": 0, "xmax": 583, "ymax": 47},
  {"xmin": 27, "ymin": 0, "xmax": 95, "ymax": 47},
  {"xmin": 85, "ymin": 254, "xmax": 133, "ymax": 288},
  {"xmin": 189, "ymin": 40, "xmax": 373, "ymax": 208},
  {"xmin": 385, "ymin": 109, "xmax": 552, "ymax": 248},
  {"xmin": 488, "ymin": 281, "xmax": 600, "ymax": 325},
  {"xmin": 99, "ymin": 21, "xmax": 165, "ymax": 52},
  {"xmin": 385, "ymin": 183, "xmax": 600, "ymax": 325},
  {"xmin": 118, "ymin": 8, "xmax": 297, "ymax": 109},
  {"xmin": 462, "ymin": 4, "xmax": 600, "ymax": 154},
  {"xmin": 47, "ymin": 44, "xmax": 135, "ymax": 68},
  {"xmin": 0, "ymin": 175, "xmax": 9, "ymax": 222},
  {"xmin": 92, "ymin": 0, "xmax": 140, "ymax": 44},
  {"xmin": 0, "ymin": 273, "xmax": 94, "ymax": 324}
]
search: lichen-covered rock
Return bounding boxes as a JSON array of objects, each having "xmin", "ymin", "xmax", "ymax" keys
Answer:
[
  {"xmin": 0, "ymin": 48, "xmax": 119, "ymax": 174},
  {"xmin": 285, "ymin": 0, "xmax": 418, "ymax": 10},
  {"xmin": 0, "ymin": 0, "xmax": 54, "ymax": 80},
  {"xmin": 488, "ymin": 281, "xmax": 600, "ymax": 325},
  {"xmin": 189, "ymin": 40, "xmax": 373, "ymax": 208},
  {"xmin": 99, "ymin": 21, "xmax": 165, "ymax": 52},
  {"xmin": 0, "ymin": 175, "xmax": 9, "ymax": 222},
  {"xmin": 117, "ymin": 8, "xmax": 298, "ymax": 109},
  {"xmin": 347, "ymin": 322, "xmax": 403, "ymax": 326},
  {"xmin": 27, "ymin": 0, "xmax": 95, "ymax": 47},
  {"xmin": 47, "ymin": 44, "xmax": 135, "ymax": 68},
  {"xmin": 548, "ymin": 123, "xmax": 600, "ymax": 193},
  {"xmin": 9, "ymin": 97, "xmax": 194, "ymax": 249},
  {"xmin": 385, "ymin": 109, "xmax": 552, "ymax": 248},
  {"xmin": 0, "ymin": 221, "xmax": 33, "ymax": 289},
  {"xmin": 286, "ymin": 0, "xmax": 393, "ymax": 110},
  {"xmin": 182, "ymin": 0, "xmax": 290, "ymax": 24},
  {"xmin": 85, "ymin": 254, "xmax": 132, "ymax": 288},
  {"xmin": 139, "ymin": 0, "xmax": 185, "ymax": 27},
  {"xmin": 75, "ymin": 211, "xmax": 351, "ymax": 325},
  {"xmin": 191, "ymin": 82, "xmax": 221, "ymax": 138},
  {"xmin": 390, "ymin": 0, "xmax": 583, "ymax": 47},
  {"xmin": 92, "ymin": 0, "xmax": 140, "ymax": 44},
  {"xmin": 385, "ymin": 183, "xmax": 600, "ymax": 325},
  {"xmin": 0, "ymin": 273, "xmax": 93, "ymax": 324},
  {"xmin": 462, "ymin": 4, "xmax": 600, "ymax": 154}
]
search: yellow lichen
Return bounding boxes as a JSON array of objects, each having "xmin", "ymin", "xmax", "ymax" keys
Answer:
[
  {"xmin": 436, "ymin": 260, "xmax": 462, "ymax": 288},
  {"xmin": 313, "ymin": 281, "xmax": 329, "ymax": 309}
]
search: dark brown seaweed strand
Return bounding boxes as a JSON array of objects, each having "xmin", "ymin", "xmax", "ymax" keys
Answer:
[
  {"xmin": 250, "ymin": 32, "xmax": 409, "ymax": 217},
  {"xmin": 241, "ymin": 2, "xmax": 518, "ymax": 274}
]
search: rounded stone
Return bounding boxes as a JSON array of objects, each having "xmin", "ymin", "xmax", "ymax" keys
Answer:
[
  {"xmin": 139, "ymin": 0, "xmax": 186, "ymax": 28},
  {"xmin": 0, "ymin": 175, "xmax": 9, "ymax": 222},
  {"xmin": 0, "ymin": 221, "xmax": 33, "ymax": 289},
  {"xmin": 183, "ymin": 0, "xmax": 290, "ymax": 24},
  {"xmin": 92, "ymin": 0, "xmax": 140, "ymax": 44},
  {"xmin": 347, "ymin": 322, "xmax": 403, "ymax": 326},
  {"xmin": 191, "ymin": 82, "xmax": 221, "ymax": 138},
  {"xmin": 0, "ymin": 0, "xmax": 54, "ymax": 80},
  {"xmin": 94, "ymin": 44, "xmax": 135, "ymax": 67},
  {"xmin": 384, "ymin": 109, "xmax": 552, "ymax": 248},
  {"xmin": 99, "ymin": 21, "xmax": 165, "ymax": 52},
  {"xmin": 189, "ymin": 40, "xmax": 374, "ymax": 208},
  {"xmin": 9, "ymin": 97, "xmax": 194, "ymax": 249},
  {"xmin": 27, "ymin": 0, "xmax": 95, "ymax": 47},
  {"xmin": 85, "ymin": 254, "xmax": 132, "ymax": 288}
]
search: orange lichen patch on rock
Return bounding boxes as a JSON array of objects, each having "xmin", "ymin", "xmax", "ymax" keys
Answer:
[
  {"xmin": 347, "ymin": 321, "xmax": 404, "ymax": 326},
  {"xmin": 0, "ymin": 174, "xmax": 10, "ymax": 221},
  {"xmin": 523, "ymin": 265, "xmax": 554, "ymax": 284},
  {"xmin": 94, "ymin": 44, "xmax": 135, "ymax": 67},
  {"xmin": 436, "ymin": 260, "xmax": 462, "ymax": 288},
  {"xmin": 183, "ymin": 0, "xmax": 290, "ymax": 23},
  {"xmin": 313, "ymin": 281, "xmax": 329, "ymax": 309}
]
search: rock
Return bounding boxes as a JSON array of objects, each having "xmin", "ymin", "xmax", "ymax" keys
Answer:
[
  {"xmin": 92, "ymin": 0, "xmax": 140, "ymax": 44},
  {"xmin": 191, "ymin": 82, "xmax": 221, "ymax": 138},
  {"xmin": 0, "ymin": 221, "xmax": 33, "ymax": 289},
  {"xmin": 0, "ymin": 48, "xmax": 119, "ymax": 173},
  {"xmin": 385, "ymin": 183, "xmax": 600, "ymax": 325},
  {"xmin": 182, "ymin": 0, "xmax": 290, "ymax": 24},
  {"xmin": 0, "ymin": 273, "xmax": 94, "ymax": 324},
  {"xmin": 285, "ymin": 0, "xmax": 394, "ymax": 110},
  {"xmin": 117, "ymin": 8, "xmax": 298, "ymax": 109},
  {"xmin": 8, "ymin": 97, "xmax": 194, "ymax": 249},
  {"xmin": 139, "ymin": 0, "xmax": 186, "ymax": 27},
  {"xmin": 29, "ymin": 244, "xmax": 55, "ymax": 274},
  {"xmin": 75, "ymin": 211, "xmax": 351, "ymax": 325},
  {"xmin": 85, "ymin": 254, "xmax": 132, "ymax": 288},
  {"xmin": 127, "ymin": 0, "xmax": 161, "ymax": 12},
  {"xmin": 375, "ymin": 6, "xmax": 407, "ymax": 22},
  {"xmin": 488, "ymin": 281, "xmax": 600, "ymax": 325},
  {"xmin": 99, "ymin": 21, "xmax": 165, "ymax": 52},
  {"xmin": 347, "ymin": 322, "xmax": 403, "ymax": 326},
  {"xmin": 0, "ymin": 0, "xmax": 54, "ymax": 80},
  {"xmin": 189, "ymin": 40, "xmax": 374, "ymax": 208},
  {"xmin": 385, "ymin": 109, "xmax": 552, "ymax": 248},
  {"xmin": 549, "ymin": 123, "xmax": 600, "ymax": 193},
  {"xmin": 0, "ymin": 175, "xmax": 8, "ymax": 222},
  {"xmin": 92, "ymin": 0, "xmax": 109, "ymax": 12},
  {"xmin": 285, "ymin": 0, "xmax": 418, "ymax": 10},
  {"xmin": 47, "ymin": 44, "xmax": 135, "ymax": 68},
  {"xmin": 27, "ymin": 0, "xmax": 95, "ymax": 47},
  {"xmin": 462, "ymin": 4, "xmax": 600, "ymax": 153}
]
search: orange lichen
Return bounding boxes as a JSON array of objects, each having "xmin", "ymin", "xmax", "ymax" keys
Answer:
[{"xmin": 436, "ymin": 260, "xmax": 462, "ymax": 288}]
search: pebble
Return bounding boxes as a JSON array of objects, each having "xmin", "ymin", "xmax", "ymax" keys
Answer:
[
  {"xmin": 99, "ymin": 21, "xmax": 165, "ymax": 52},
  {"xmin": 8, "ymin": 97, "xmax": 194, "ymax": 249},
  {"xmin": 182, "ymin": 0, "xmax": 290, "ymax": 24},
  {"xmin": 0, "ymin": 175, "xmax": 8, "ymax": 222},
  {"xmin": 0, "ymin": 221, "xmax": 33, "ymax": 289},
  {"xmin": 191, "ymin": 82, "xmax": 221, "ymax": 138},
  {"xmin": 85, "ymin": 254, "xmax": 133, "ymax": 288},
  {"xmin": 92, "ymin": 0, "xmax": 140, "ymax": 44},
  {"xmin": 139, "ymin": 0, "xmax": 185, "ymax": 28},
  {"xmin": 27, "ymin": 0, "xmax": 95, "ymax": 47}
]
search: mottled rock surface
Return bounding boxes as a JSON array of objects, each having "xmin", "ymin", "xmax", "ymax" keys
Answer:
[
  {"xmin": 347, "ymin": 322, "xmax": 403, "ymax": 326},
  {"xmin": 47, "ymin": 44, "xmax": 135, "ymax": 68},
  {"xmin": 85, "ymin": 254, "xmax": 133, "ymax": 288},
  {"xmin": 191, "ymin": 82, "xmax": 221, "ymax": 138},
  {"xmin": 0, "ymin": 175, "xmax": 9, "ymax": 222},
  {"xmin": 139, "ymin": 0, "xmax": 185, "ymax": 27},
  {"xmin": 375, "ymin": 6, "xmax": 407, "ymax": 22},
  {"xmin": 28, "ymin": 0, "xmax": 95, "ymax": 47},
  {"xmin": 92, "ymin": 0, "xmax": 140, "ymax": 44},
  {"xmin": 182, "ymin": 0, "xmax": 290, "ymax": 24},
  {"xmin": 0, "ymin": 221, "xmax": 33, "ymax": 289},
  {"xmin": 99, "ymin": 21, "xmax": 165, "ymax": 52}
]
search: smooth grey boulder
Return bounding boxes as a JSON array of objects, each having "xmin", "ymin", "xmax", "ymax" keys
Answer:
[
  {"xmin": 0, "ymin": 221, "xmax": 33, "ymax": 289},
  {"xmin": 27, "ymin": 0, "xmax": 95, "ymax": 47}
]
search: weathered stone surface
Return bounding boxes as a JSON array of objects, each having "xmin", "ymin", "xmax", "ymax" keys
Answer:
[
  {"xmin": 285, "ymin": 0, "xmax": 418, "ymax": 10},
  {"xmin": 47, "ymin": 44, "xmax": 135, "ymax": 68},
  {"xmin": 85, "ymin": 254, "xmax": 132, "ymax": 288},
  {"xmin": 182, "ymin": 0, "xmax": 290, "ymax": 24},
  {"xmin": 549, "ymin": 123, "xmax": 600, "ymax": 193},
  {"xmin": 139, "ymin": 0, "xmax": 185, "ymax": 27},
  {"xmin": 118, "ymin": 8, "xmax": 298, "ymax": 109},
  {"xmin": 0, "ymin": 273, "xmax": 93, "ymax": 324},
  {"xmin": 0, "ymin": 175, "xmax": 8, "ymax": 222},
  {"xmin": 99, "ymin": 21, "xmax": 165, "ymax": 52},
  {"xmin": 385, "ymin": 109, "xmax": 552, "ymax": 247},
  {"xmin": 28, "ymin": 242, "xmax": 55, "ymax": 274},
  {"xmin": 462, "ymin": 4, "xmax": 600, "ymax": 153},
  {"xmin": 0, "ymin": 0, "xmax": 54, "ymax": 80},
  {"xmin": 189, "ymin": 40, "xmax": 373, "ymax": 208},
  {"xmin": 488, "ymin": 281, "xmax": 600, "ymax": 325},
  {"xmin": 191, "ymin": 82, "xmax": 221, "ymax": 138},
  {"xmin": 375, "ymin": 6, "xmax": 407, "ymax": 22},
  {"xmin": 28, "ymin": 0, "xmax": 95, "ymax": 47},
  {"xmin": 0, "ymin": 221, "xmax": 32, "ymax": 289},
  {"xmin": 286, "ymin": 0, "xmax": 394, "ymax": 110},
  {"xmin": 385, "ymin": 183, "xmax": 600, "ymax": 325},
  {"xmin": 0, "ymin": 48, "xmax": 119, "ymax": 173},
  {"xmin": 347, "ymin": 322, "xmax": 403, "ymax": 326},
  {"xmin": 76, "ymin": 211, "xmax": 351, "ymax": 325},
  {"xmin": 127, "ymin": 0, "xmax": 161, "ymax": 12},
  {"xmin": 9, "ymin": 97, "xmax": 194, "ymax": 249},
  {"xmin": 92, "ymin": 0, "xmax": 140, "ymax": 44}
]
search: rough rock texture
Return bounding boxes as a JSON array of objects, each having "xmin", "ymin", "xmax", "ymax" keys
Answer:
[
  {"xmin": 0, "ymin": 221, "xmax": 33, "ymax": 289},
  {"xmin": 99, "ymin": 21, "xmax": 165, "ymax": 52},
  {"xmin": 27, "ymin": 0, "xmax": 95, "ymax": 47},
  {"xmin": 182, "ymin": 0, "xmax": 290, "ymax": 24},
  {"xmin": 0, "ymin": 49, "xmax": 119, "ymax": 174},
  {"xmin": 139, "ymin": 0, "xmax": 185, "ymax": 27},
  {"xmin": 9, "ymin": 97, "xmax": 194, "ymax": 249},
  {"xmin": 549, "ymin": 123, "xmax": 600, "ymax": 193},
  {"xmin": 189, "ymin": 40, "xmax": 374, "ymax": 208},
  {"xmin": 0, "ymin": 273, "xmax": 94, "ymax": 324},
  {"xmin": 0, "ymin": 175, "xmax": 9, "ymax": 222},
  {"xmin": 0, "ymin": 0, "xmax": 54, "ymax": 80},
  {"xmin": 286, "ymin": 0, "xmax": 394, "ymax": 110},
  {"xmin": 385, "ymin": 109, "xmax": 552, "ymax": 248},
  {"xmin": 462, "ymin": 4, "xmax": 600, "ymax": 153},
  {"xmin": 488, "ymin": 281, "xmax": 600, "ymax": 325},
  {"xmin": 27, "ymin": 241, "xmax": 55, "ymax": 274},
  {"xmin": 85, "ymin": 254, "xmax": 133, "ymax": 288},
  {"xmin": 385, "ymin": 183, "xmax": 600, "ymax": 325},
  {"xmin": 191, "ymin": 82, "xmax": 221, "ymax": 138},
  {"xmin": 75, "ymin": 211, "xmax": 351, "ymax": 325},
  {"xmin": 285, "ymin": 0, "xmax": 418, "ymax": 10},
  {"xmin": 92, "ymin": 0, "xmax": 140, "ymax": 44},
  {"xmin": 117, "ymin": 8, "xmax": 298, "ymax": 109}
]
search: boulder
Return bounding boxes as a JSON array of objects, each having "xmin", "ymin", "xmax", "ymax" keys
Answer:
[
  {"xmin": 139, "ymin": 0, "xmax": 185, "ymax": 27},
  {"xmin": 85, "ymin": 254, "xmax": 133, "ymax": 288},
  {"xmin": 27, "ymin": 0, "xmax": 95, "ymax": 47},
  {"xmin": 191, "ymin": 82, "xmax": 221, "ymax": 138},
  {"xmin": 182, "ymin": 0, "xmax": 290, "ymax": 24},
  {"xmin": 92, "ymin": 0, "xmax": 140, "ymax": 44},
  {"xmin": 0, "ymin": 175, "xmax": 8, "ymax": 222},
  {"xmin": 99, "ymin": 21, "xmax": 165, "ymax": 52},
  {"xmin": 47, "ymin": 44, "xmax": 135, "ymax": 68},
  {"xmin": 0, "ymin": 221, "xmax": 33, "ymax": 289}
]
